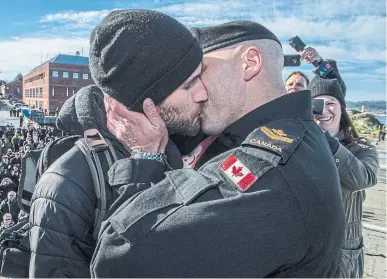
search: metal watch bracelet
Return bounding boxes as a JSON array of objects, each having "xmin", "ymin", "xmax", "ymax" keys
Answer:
[{"xmin": 130, "ymin": 151, "xmax": 167, "ymax": 165}]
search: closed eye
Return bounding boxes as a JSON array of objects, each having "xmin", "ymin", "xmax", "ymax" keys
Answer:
[{"xmin": 184, "ymin": 76, "xmax": 200, "ymax": 90}]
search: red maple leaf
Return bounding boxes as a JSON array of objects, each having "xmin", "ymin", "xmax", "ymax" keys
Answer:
[{"xmin": 232, "ymin": 166, "xmax": 244, "ymax": 177}]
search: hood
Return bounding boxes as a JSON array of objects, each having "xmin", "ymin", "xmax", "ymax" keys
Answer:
[
  {"xmin": 57, "ymin": 85, "xmax": 110, "ymax": 137},
  {"xmin": 56, "ymin": 85, "xmax": 129, "ymax": 157},
  {"xmin": 56, "ymin": 85, "xmax": 184, "ymax": 169}
]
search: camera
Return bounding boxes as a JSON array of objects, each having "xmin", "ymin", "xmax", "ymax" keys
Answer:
[{"xmin": 288, "ymin": 36, "xmax": 334, "ymax": 78}]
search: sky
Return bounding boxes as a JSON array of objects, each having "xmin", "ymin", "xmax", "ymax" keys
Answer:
[{"xmin": 0, "ymin": 0, "xmax": 386, "ymax": 101}]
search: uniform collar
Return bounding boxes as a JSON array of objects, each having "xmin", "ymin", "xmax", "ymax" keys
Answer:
[{"xmin": 221, "ymin": 90, "xmax": 313, "ymax": 146}]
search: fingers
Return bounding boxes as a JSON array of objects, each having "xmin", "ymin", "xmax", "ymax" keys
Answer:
[
  {"xmin": 105, "ymin": 96, "xmax": 142, "ymax": 128},
  {"xmin": 106, "ymin": 117, "xmax": 117, "ymax": 138},
  {"xmin": 142, "ymin": 98, "xmax": 165, "ymax": 130},
  {"xmin": 301, "ymin": 47, "xmax": 317, "ymax": 62},
  {"xmin": 104, "ymin": 96, "xmax": 111, "ymax": 113},
  {"xmin": 105, "ymin": 95, "xmax": 133, "ymax": 119},
  {"xmin": 107, "ymin": 113, "xmax": 136, "ymax": 151}
]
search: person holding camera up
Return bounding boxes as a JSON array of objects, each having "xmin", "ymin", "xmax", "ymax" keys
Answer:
[
  {"xmin": 309, "ymin": 76, "xmax": 380, "ymax": 278},
  {"xmin": 285, "ymin": 46, "xmax": 346, "ymax": 94}
]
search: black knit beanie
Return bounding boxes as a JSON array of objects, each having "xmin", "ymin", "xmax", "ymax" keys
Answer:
[
  {"xmin": 190, "ymin": 20, "xmax": 282, "ymax": 53},
  {"xmin": 309, "ymin": 77, "xmax": 346, "ymax": 108},
  {"xmin": 89, "ymin": 9, "xmax": 202, "ymax": 112}
]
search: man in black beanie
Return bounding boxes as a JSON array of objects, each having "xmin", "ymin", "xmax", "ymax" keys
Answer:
[
  {"xmin": 28, "ymin": 9, "xmax": 208, "ymax": 278},
  {"xmin": 90, "ymin": 9, "xmax": 207, "ymax": 136},
  {"xmin": 91, "ymin": 20, "xmax": 344, "ymax": 277}
]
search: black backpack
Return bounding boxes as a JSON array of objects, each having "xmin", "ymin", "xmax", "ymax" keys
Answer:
[{"xmin": 0, "ymin": 129, "xmax": 118, "ymax": 278}]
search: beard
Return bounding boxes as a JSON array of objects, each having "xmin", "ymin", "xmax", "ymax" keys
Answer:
[{"xmin": 158, "ymin": 104, "xmax": 201, "ymax": 136}]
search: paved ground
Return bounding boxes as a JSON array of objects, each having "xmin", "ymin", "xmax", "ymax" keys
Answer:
[{"xmin": 363, "ymin": 139, "xmax": 386, "ymax": 278}]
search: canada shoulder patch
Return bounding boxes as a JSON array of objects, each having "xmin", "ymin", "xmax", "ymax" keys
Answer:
[
  {"xmin": 219, "ymin": 154, "xmax": 257, "ymax": 192},
  {"xmin": 242, "ymin": 119, "xmax": 306, "ymax": 164}
]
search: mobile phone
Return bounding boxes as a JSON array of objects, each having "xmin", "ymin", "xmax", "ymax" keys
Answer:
[
  {"xmin": 284, "ymin": 54, "xmax": 301, "ymax": 67},
  {"xmin": 313, "ymin": 60, "xmax": 334, "ymax": 78},
  {"xmin": 312, "ymin": 99, "xmax": 325, "ymax": 115},
  {"xmin": 288, "ymin": 36, "xmax": 306, "ymax": 52}
]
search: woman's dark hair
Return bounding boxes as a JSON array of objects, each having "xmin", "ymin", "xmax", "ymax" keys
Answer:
[
  {"xmin": 340, "ymin": 105, "xmax": 359, "ymax": 141},
  {"xmin": 285, "ymin": 71, "xmax": 310, "ymax": 85}
]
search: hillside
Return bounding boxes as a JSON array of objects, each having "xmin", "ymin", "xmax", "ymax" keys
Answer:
[
  {"xmin": 347, "ymin": 100, "xmax": 386, "ymax": 113},
  {"xmin": 349, "ymin": 111, "xmax": 383, "ymax": 134}
]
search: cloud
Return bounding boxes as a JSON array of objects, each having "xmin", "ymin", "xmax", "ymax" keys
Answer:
[
  {"xmin": 0, "ymin": 37, "xmax": 89, "ymax": 80},
  {"xmin": 157, "ymin": 0, "xmax": 386, "ymax": 66},
  {"xmin": 40, "ymin": 10, "xmax": 111, "ymax": 24},
  {"xmin": 0, "ymin": 0, "xmax": 385, "ymax": 101},
  {"xmin": 375, "ymin": 67, "xmax": 386, "ymax": 75}
]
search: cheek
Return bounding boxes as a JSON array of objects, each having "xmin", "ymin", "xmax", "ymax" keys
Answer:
[{"xmin": 333, "ymin": 108, "xmax": 341, "ymax": 120}]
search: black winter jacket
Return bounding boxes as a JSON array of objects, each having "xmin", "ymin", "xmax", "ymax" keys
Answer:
[
  {"xmin": 28, "ymin": 85, "xmax": 130, "ymax": 278},
  {"xmin": 28, "ymin": 85, "xmax": 182, "ymax": 278}
]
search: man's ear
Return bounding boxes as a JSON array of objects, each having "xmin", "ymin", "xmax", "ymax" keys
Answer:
[{"xmin": 242, "ymin": 47, "xmax": 263, "ymax": 81}]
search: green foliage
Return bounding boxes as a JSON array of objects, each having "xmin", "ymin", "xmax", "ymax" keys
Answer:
[
  {"xmin": 351, "ymin": 115, "xmax": 382, "ymax": 135},
  {"xmin": 13, "ymin": 73, "xmax": 22, "ymax": 82}
]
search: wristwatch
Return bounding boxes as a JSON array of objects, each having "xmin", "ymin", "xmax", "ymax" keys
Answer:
[{"xmin": 130, "ymin": 151, "xmax": 168, "ymax": 165}]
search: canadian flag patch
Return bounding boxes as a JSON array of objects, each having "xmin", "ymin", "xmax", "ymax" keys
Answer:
[{"xmin": 220, "ymin": 154, "xmax": 257, "ymax": 192}]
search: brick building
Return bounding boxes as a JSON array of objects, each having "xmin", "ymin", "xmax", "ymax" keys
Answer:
[
  {"xmin": 23, "ymin": 54, "xmax": 94, "ymax": 114},
  {"xmin": 0, "ymin": 80, "xmax": 22, "ymax": 99}
]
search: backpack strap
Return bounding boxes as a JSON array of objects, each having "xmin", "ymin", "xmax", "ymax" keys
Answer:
[
  {"xmin": 36, "ymin": 135, "xmax": 81, "ymax": 180},
  {"xmin": 75, "ymin": 129, "xmax": 116, "ymax": 240}
]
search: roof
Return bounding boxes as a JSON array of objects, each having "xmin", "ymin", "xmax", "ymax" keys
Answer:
[
  {"xmin": 49, "ymin": 54, "xmax": 89, "ymax": 66},
  {"xmin": 28, "ymin": 54, "xmax": 89, "ymax": 73}
]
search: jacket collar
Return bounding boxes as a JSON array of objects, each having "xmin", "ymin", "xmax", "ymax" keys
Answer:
[{"xmin": 220, "ymin": 90, "xmax": 313, "ymax": 146}]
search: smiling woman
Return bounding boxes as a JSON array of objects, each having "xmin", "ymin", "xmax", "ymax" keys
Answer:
[{"xmin": 309, "ymin": 75, "xmax": 380, "ymax": 278}]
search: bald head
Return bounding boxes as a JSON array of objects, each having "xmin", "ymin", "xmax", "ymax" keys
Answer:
[
  {"xmin": 191, "ymin": 21, "xmax": 287, "ymax": 135},
  {"xmin": 199, "ymin": 38, "xmax": 287, "ymax": 135},
  {"xmin": 233, "ymin": 39, "xmax": 285, "ymax": 95}
]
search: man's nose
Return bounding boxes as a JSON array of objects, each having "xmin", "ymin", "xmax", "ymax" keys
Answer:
[{"xmin": 193, "ymin": 79, "xmax": 208, "ymax": 103}]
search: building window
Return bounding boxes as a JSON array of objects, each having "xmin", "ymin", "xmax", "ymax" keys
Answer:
[
  {"xmin": 73, "ymin": 73, "xmax": 79, "ymax": 79},
  {"xmin": 52, "ymin": 71, "xmax": 59, "ymax": 78},
  {"xmin": 66, "ymin": 87, "xmax": 69, "ymax": 97},
  {"xmin": 52, "ymin": 86, "xmax": 55, "ymax": 96},
  {"xmin": 39, "ymin": 88, "xmax": 43, "ymax": 98},
  {"xmin": 24, "ymin": 89, "xmax": 28, "ymax": 98},
  {"xmin": 82, "ymin": 73, "xmax": 89, "ymax": 79},
  {"xmin": 32, "ymin": 88, "xmax": 36, "ymax": 98},
  {"xmin": 72, "ymin": 87, "xmax": 75, "ymax": 95},
  {"xmin": 63, "ymin": 72, "xmax": 69, "ymax": 78}
]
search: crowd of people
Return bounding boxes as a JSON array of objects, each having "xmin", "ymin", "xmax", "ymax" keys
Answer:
[
  {"xmin": 0, "ymin": 9, "xmax": 380, "ymax": 279},
  {"xmin": 9, "ymin": 105, "xmax": 59, "ymax": 118},
  {"xmin": 0, "ymin": 124, "xmax": 60, "ymax": 232}
]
